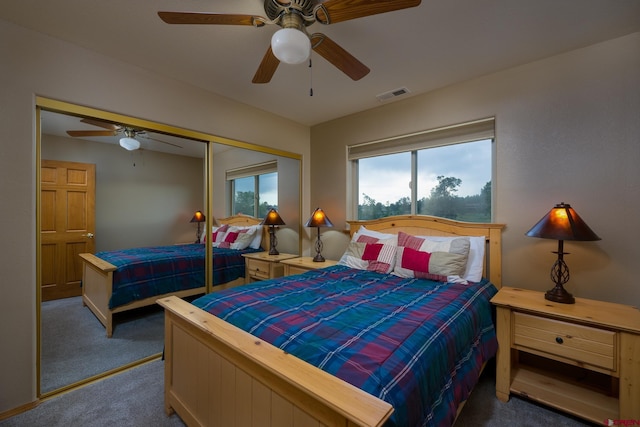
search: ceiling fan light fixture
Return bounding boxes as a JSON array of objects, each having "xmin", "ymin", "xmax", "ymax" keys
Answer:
[
  {"xmin": 271, "ymin": 28, "xmax": 311, "ymax": 65},
  {"xmin": 119, "ymin": 136, "xmax": 140, "ymax": 151}
]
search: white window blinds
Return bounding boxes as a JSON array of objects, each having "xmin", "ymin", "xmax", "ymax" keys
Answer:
[
  {"xmin": 225, "ymin": 160, "xmax": 277, "ymax": 181},
  {"xmin": 347, "ymin": 117, "xmax": 495, "ymax": 160}
]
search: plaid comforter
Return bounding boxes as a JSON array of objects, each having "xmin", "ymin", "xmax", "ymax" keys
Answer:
[
  {"xmin": 95, "ymin": 244, "xmax": 260, "ymax": 308},
  {"xmin": 193, "ymin": 265, "xmax": 498, "ymax": 427}
]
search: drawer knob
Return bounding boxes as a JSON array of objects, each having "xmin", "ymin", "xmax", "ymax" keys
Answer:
[{"xmin": 555, "ymin": 337, "xmax": 564, "ymax": 344}]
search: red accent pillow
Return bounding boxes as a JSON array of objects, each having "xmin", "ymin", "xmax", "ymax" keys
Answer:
[
  {"xmin": 362, "ymin": 243, "xmax": 384, "ymax": 261},
  {"xmin": 399, "ymin": 247, "xmax": 432, "ymax": 273}
]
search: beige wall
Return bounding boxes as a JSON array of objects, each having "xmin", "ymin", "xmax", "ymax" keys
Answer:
[
  {"xmin": 0, "ymin": 19, "xmax": 309, "ymax": 415},
  {"xmin": 310, "ymin": 33, "xmax": 640, "ymax": 308}
]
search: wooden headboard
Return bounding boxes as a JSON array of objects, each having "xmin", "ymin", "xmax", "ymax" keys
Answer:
[
  {"xmin": 217, "ymin": 214, "xmax": 268, "ymax": 250},
  {"xmin": 347, "ymin": 215, "xmax": 505, "ymax": 288}
]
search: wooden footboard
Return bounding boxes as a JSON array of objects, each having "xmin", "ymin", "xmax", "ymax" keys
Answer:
[
  {"xmin": 79, "ymin": 253, "xmax": 117, "ymax": 337},
  {"xmin": 157, "ymin": 296, "xmax": 394, "ymax": 427},
  {"xmin": 79, "ymin": 253, "xmax": 209, "ymax": 337}
]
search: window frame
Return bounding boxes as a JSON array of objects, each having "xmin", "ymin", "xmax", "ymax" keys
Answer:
[
  {"xmin": 226, "ymin": 161, "xmax": 278, "ymax": 218},
  {"xmin": 347, "ymin": 118, "xmax": 496, "ymax": 221}
]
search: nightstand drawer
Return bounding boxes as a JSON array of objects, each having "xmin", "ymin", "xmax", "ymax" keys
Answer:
[
  {"xmin": 285, "ymin": 265, "xmax": 310, "ymax": 276},
  {"xmin": 247, "ymin": 259, "xmax": 271, "ymax": 280},
  {"xmin": 513, "ymin": 312, "xmax": 616, "ymax": 371}
]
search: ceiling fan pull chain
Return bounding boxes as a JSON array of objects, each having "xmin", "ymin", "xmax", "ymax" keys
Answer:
[{"xmin": 309, "ymin": 58, "xmax": 313, "ymax": 96}]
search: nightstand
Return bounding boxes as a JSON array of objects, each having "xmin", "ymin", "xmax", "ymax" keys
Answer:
[
  {"xmin": 491, "ymin": 287, "xmax": 640, "ymax": 424},
  {"xmin": 242, "ymin": 252, "xmax": 297, "ymax": 282},
  {"xmin": 280, "ymin": 257, "xmax": 339, "ymax": 276}
]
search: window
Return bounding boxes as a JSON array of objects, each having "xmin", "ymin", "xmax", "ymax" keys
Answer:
[
  {"xmin": 349, "ymin": 119, "xmax": 494, "ymax": 222},
  {"xmin": 227, "ymin": 161, "xmax": 278, "ymax": 218}
]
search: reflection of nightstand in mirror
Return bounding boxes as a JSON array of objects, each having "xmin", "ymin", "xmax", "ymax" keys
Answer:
[
  {"xmin": 280, "ymin": 257, "xmax": 339, "ymax": 276},
  {"xmin": 242, "ymin": 252, "xmax": 297, "ymax": 282},
  {"xmin": 491, "ymin": 287, "xmax": 640, "ymax": 424}
]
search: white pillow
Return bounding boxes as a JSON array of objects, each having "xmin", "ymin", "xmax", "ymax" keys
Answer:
[
  {"xmin": 250, "ymin": 225, "xmax": 263, "ymax": 249},
  {"xmin": 416, "ymin": 235, "xmax": 485, "ymax": 282},
  {"xmin": 351, "ymin": 225, "xmax": 396, "ymax": 242}
]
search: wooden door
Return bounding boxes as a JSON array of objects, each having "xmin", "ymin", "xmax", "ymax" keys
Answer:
[{"xmin": 41, "ymin": 160, "xmax": 96, "ymax": 301}]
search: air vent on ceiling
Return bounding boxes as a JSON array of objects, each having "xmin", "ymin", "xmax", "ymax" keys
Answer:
[{"xmin": 376, "ymin": 87, "xmax": 411, "ymax": 102}]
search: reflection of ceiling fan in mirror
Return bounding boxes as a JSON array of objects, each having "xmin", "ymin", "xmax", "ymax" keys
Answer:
[
  {"xmin": 66, "ymin": 118, "xmax": 182, "ymax": 151},
  {"xmin": 158, "ymin": 0, "xmax": 421, "ymax": 83}
]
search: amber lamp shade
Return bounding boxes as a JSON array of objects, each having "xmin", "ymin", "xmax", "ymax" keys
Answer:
[
  {"xmin": 304, "ymin": 208, "xmax": 334, "ymax": 262},
  {"xmin": 262, "ymin": 208, "xmax": 285, "ymax": 255},
  {"xmin": 526, "ymin": 202, "xmax": 600, "ymax": 304},
  {"xmin": 190, "ymin": 210, "xmax": 206, "ymax": 243}
]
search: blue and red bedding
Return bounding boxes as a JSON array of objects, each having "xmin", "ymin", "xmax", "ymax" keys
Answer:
[
  {"xmin": 192, "ymin": 265, "xmax": 498, "ymax": 427},
  {"xmin": 94, "ymin": 244, "xmax": 261, "ymax": 309}
]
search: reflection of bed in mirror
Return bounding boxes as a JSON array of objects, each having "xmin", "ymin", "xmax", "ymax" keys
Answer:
[
  {"xmin": 79, "ymin": 214, "xmax": 268, "ymax": 337},
  {"xmin": 158, "ymin": 215, "xmax": 504, "ymax": 427},
  {"xmin": 37, "ymin": 104, "xmax": 302, "ymax": 402}
]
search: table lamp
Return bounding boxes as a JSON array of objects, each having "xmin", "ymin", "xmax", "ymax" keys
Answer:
[
  {"xmin": 190, "ymin": 210, "xmax": 206, "ymax": 243},
  {"xmin": 304, "ymin": 207, "xmax": 333, "ymax": 262},
  {"xmin": 525, "ymin": 202, "xmax": 600, "ymax": 304},
  {"xmin": 262, "ymin": 208, "xmax": 285, "ymax": 255}
]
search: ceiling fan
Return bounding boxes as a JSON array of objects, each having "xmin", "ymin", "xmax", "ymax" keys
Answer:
[
  {"xmin": 66, "ymin": 118, "xmax": 182, "ymax": 151},
  {"xmin": 158, "ymin": 0, "xmax": 422, "ymax": 84}
]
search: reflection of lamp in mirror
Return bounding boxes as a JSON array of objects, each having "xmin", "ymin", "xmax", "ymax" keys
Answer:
[
  {"xmin": 305, "ymin": 208, "xmax": 333, "ymax": 262},
  {"xmin": 190, "ymin": 210, "xmax": 206, "ymax": 243},
  {"xmin": 525, "ymin": 202, "xmax": 600, "ymax": 304},
  {"xmin": 262, "ymin": 208, "xmax": 285, "ymax": 255},
  {"xmin": 119, "ymin": 129, "xmax": 141, "ymax": 151}
]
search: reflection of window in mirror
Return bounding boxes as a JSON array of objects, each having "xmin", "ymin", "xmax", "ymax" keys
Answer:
[{"xmin": 227, "ymin": 161, "xmax": 278, "ymax": 218}]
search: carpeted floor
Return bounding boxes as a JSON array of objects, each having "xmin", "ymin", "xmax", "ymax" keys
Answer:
[
  {"xmin": 41, "ymin": 296, "xmax": 165, "ymax": 393},
  {"xmin": 2, "ymin": 358, "xmax": 593, "ymax": 426},
  {"xmin": 455, "ymin": 362, "xmax": 592, "ymax": 426},
  {"xmin": 1, "ymin": 359, "xmax": 184, "ymax": 427}
]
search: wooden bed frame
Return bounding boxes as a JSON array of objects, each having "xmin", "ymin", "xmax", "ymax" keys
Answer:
[
  {"xmin": 80, "ymin": 214, "xmax": 267, "ymax": 337},
  {"xmin": 157, "ymin": 215, "xmax": 505, "ymax": 427}
]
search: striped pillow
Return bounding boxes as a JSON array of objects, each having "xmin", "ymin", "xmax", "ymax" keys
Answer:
[{"xmin": 338, "ymin": 235, "xmax": 397, "ymax": 274}]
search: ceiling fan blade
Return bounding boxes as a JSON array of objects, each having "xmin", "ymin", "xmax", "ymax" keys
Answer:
[
  {"xmin": 315, "ymin": 0, "xmax": 421, "ymax": 24},
  {"xmin": 311, "ymin": 33, "xmax": 369, "ymax": 81},
  {"xmin": 158, "ymin": 12, "xmax": 265, "ymax": 27},
  {"xmin": 67, "ymin": 130, "xmax": 117, "ymax": 137},
  {"xmin": 252, "ymin": 46, "xmax": 280, "ymax": 84},
  {"xmin": 80, "ymin": 118, "xmax": 119, "ymax": 131}
]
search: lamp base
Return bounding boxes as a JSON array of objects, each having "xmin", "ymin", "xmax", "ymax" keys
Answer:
[
  {"xmin": 312, "ymin": 253, "xmax": 325, "ymax": 263},
  {"xmin": 268, "ymin": 227, "xmax": 279, "ymax": 255},
  {"xmin": 544, "ymin": 285, "xmax": 575, "ymax": 304}
]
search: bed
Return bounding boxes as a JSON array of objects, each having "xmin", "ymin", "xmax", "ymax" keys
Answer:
[
  {"xmin": 157, "ymin": 215, "xmax": 505, "ymax": 426},
  {"xmin": 80, "ymin": 214, "xmax": 268, "ymax": 337}
]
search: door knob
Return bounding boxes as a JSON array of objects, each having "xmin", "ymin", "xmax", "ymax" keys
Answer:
[{"xmin": 82, "ymin": 233, "xmax": 94, "ymax": 239}]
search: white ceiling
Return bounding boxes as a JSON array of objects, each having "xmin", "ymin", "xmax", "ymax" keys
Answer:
[{"xmin": 2, "ymin": 0, "xmax": 640, "ymax": 127}]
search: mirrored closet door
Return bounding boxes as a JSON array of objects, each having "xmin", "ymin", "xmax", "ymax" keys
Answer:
[{"xmin": 37, "ymin": 99, "xmax": 301, "ymax": 397}]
